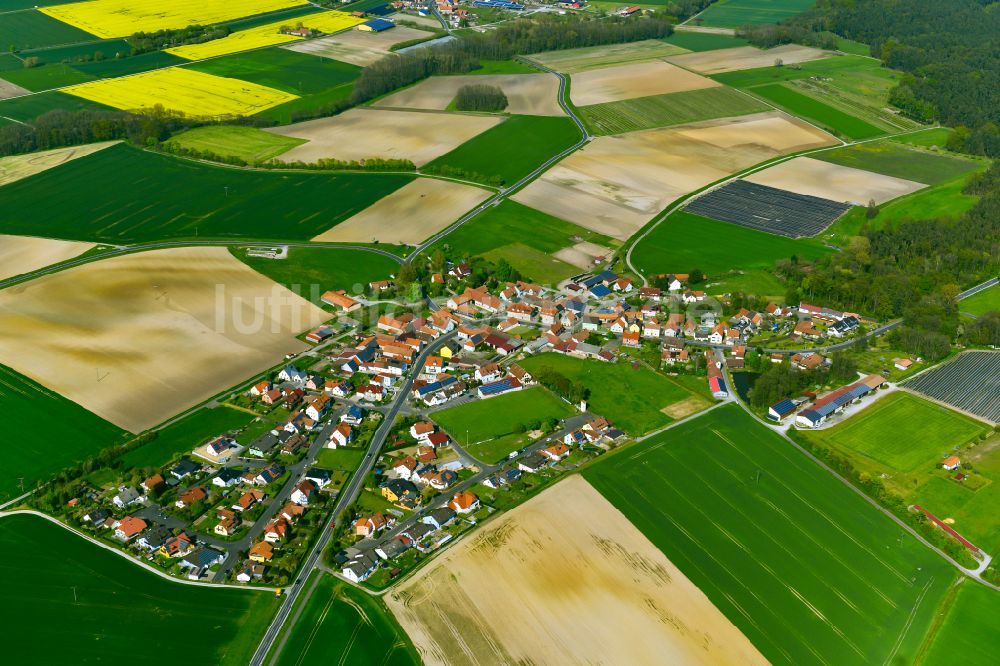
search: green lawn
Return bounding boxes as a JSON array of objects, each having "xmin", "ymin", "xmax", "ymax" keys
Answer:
[
  {"xmin": 0, "ymin": 62, "xmax": 95, "ymax": 90},
  {"xmin": 0, "ymin": 9, "xmax": 95, "ymax": 51},
  {"xmin": 583, "ymin": 404, "xmax": 957, "ymax": 665},
  {"xmin": 233, "ymin": 246, "xmax": 400, "ymax": 306},
  {"xmin": 0, "ymin": 513, "xmax": 280, "ymax": 665},
  {"xmin": 660, "ymin": 32, "xmax": 748, "ymax": 52},
  {"xmin": 814, "ymin": 141, "xmax": 982, "ymax": 185},
  {"xmin": 118, "ymin": 405, "xmax": 256, "ymax": 471},
  {"xmin": 424, "ymin": 115, "xmax": 581, "ymax": 186},
  {"xmin": 750, "ymin": 83, "xmax": 885, "ymax": 140},
  {"xmin": 960, "ymin": 285, "xmax": 1000, "ymax": 316},
  {"xmin": 0, "ymin": 143, "xmax": 412, "ymax": 243},
  {"xmin": 696, "ymin": 0, "xmax": 817, "ymax": 28},
  {"xmin": 805, "ymin": 393, "xmax": 987, "ymax": 472},
  {"xmin": 431, "ymin": 387, "xmax": 574, "ymax": 463},
  {"xmin": 919, "ymin": 581, "xmax": 1000, "ymax": 666},
  {"xmin": 518, "ymin": 353, "xmax": 698, "ymax": 435},
  {"xmin": 579, "ymin": 86, "xmax": 769, "ymax": 136},
  {"xmin": 480, "ymin": 242, "xmax": 581, "ymax": 285},
  {"xmin": 630, "ymin": 210, "xmax": 832, "ymax": 282},
  {"xmin": 0, "ymin": 365, "xmax": 127, "ymax": 502},
  {"xmin": 273, "ymin": 573, "xmax": 418, "ymax": 666},
  {"xmin": 165, "ymin": 125, "xmax": 306, "ymax": 163},
  {"xmin": 0, "ymin": 89, "xmax": 110, "ymax": 122},
  {"xmin": 315, "ymin": 446, "xmax": 366, "ymax": 471}
]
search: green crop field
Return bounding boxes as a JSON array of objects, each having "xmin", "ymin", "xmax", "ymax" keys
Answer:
[
  {"xmin": 584, "ymin": 404, "xmax": 957, "ymax": 665},
  {"xmin": 431, "ymin": 386, "xmax": 574, "ymax": 462},
  {"xmin": 0, "ymin": 513, "xmax": 279, "ymax": 664},
  {"xmin": 0, "ymin": 364, "xmax": 126, "ymax": 502},
  {"xmin": 234, "ymin": 246, "xmax": 400, "ymax": 306},
  {"xmin": 425, "ymin": 115, "xmax": 581, "ymax": 186},
  {"xmin": 0, "ymin": 89, "xmax": 109, "ymax": 122},
  {"xmin": 0, "ymin": 62, "xmax": 95, "ymax": 90},
  {"xmin": 815, "ymin": 141, "xmax": 982, "ymax": 185},
  {"xmin": 118, "ymin": 405, "xmax": 257, "ymax": 471},
  {"xmin": 961, "ymin": 285, "xmax": 999, "ymax": 316},
  {"xmin": 804, "ymin": 393, "xmax": 987, "ymax": 472},
  {"xmin": 471, "ymin": 59, "xmax": 540, "ymax": 75},
  {"xmin": 272, "ymin": 573, "xmax": 418, "ymax": 666},
  {"xmin": 20, "ymin": 39, "xmax": 131, "ymax": 65},
  {"xmin": 74, "ymin": 51, "xmax": 187, "ymax": 78},
  {"xmin": 0, "ymin": 143, "xmax": 412, "ymax": 243},
  {"xmin": 0, "ymin": 10, "xmax": 96, "ymax": 51},
  {"xmin": 519, "ymin": 353, "xmax": 700, "ymax": 435},
  {"xmin": 580, "ymin": 86, "xmax": 769, "ymax": 135},
  {"xmin": 892, "ymin": 128, "xmax": 953, "ymax": 149},
  {"xmin": 750, "ymin": 83, "xmax": 885, "ymax": 139},
  {"xmin": 697, "ymin": 0, "xmax": 817, "ymax": 28},
  {"xmin": 660, "ymin": 32, "xmax": 748, "ymax": 52},
  {"xmin": 165, "ymin": 125, "xmax": 306, "ymax": 163},
  {"xmin": 630, "ymin": 211, "xmax": 832, "ymax": 283},
  {"xmin": 919, "ymin": 581, "xmax": 1000, "ymax": 666},
  {"xmin": 430, "ymin": 200, "xmax": 615, "ymax": 285}
]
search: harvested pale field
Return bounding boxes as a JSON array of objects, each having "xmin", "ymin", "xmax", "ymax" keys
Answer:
[
  {"xmin": 513, "ymin": 111, "xmax": 836, "ymax": 239},
  {"xmin": 312, "ymin": 177, "xmax": 490, "ymax": 244},
  {"xmin": 266, "ymin": 108, "xmax": 501, "ymax": 167},
  {"xmin": 387, "ymin": 474, "xmax": 766, "ymax": 666},
  {"xmin": 285, "ymin": 25, "xmax": 432, "ymax": 66},
  {"xmin": 0, "ymin": 78, "xmax": 30, "ymax": 100},
  {"xmin": 0, "ymin": 141, "xmax": 117, "ymax": 187},
  {"xmin": 552, "ymin": 241, "xmax": 613, "ymax": 269},
  {"xmin": 0, "ymin": 235, "xmax": 94, "ymax": 281},
  {"xmin": 0, "ymin": 247, "xmax": 327, "ymax": 432},
  {"xmin": 375, "ymin": 73, "xmax": 564, "ymax": 116},
  {"xmin": 744, "ymin": 156, "xmax": 926, "ymax": 205},
  {"xmin": 661, "ymin": 394, "xmax": 712, "ymax": 419},
  {"xmin": 667, "ymin": 44, "xmax": 830, "ymax": 74},
  {"xmin": 528, "ymin": 39, "xmax": 688, "ymax": 73},
  {"xmin": 570, "ymin": 60, "xmax": 718, "ymax": 106}
]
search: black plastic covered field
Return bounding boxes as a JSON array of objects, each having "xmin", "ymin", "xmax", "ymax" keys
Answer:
[{"xmin": 685, "ymin": 180, "xmax": 850, "ymax": 238}]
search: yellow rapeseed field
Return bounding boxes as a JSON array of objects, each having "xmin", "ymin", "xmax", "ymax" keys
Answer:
[
  {"xmin": 40, "ymin": 0, "xmax": 308, "ymax": 39},
  {"xmin": 166, "ymin": 11, "xmax": 365, "ymax": 60},
  {"xmin": 62, "ymin": 68, "xmax": 298, "ymax": 118}
]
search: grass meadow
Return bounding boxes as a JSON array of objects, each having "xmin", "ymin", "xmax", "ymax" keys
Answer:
[
  {"xmin": 891, "ymin": 128, "xmax": 954, "ymax": 149},
  {"xmin": 918, "ymin": 580, "xmax": 1000, "ymax": 665},
  {"xmin": 579, "ymin": 86, "xmax": 769, "ymax": 135},
  {"xmin": 0, "ymin": 143, "xmax": 411, "ymax": 242},
  {"xmin": 518, "ymin": 353, "xmax": 700, "ymax": 435},
  {"xmin": 271, "ymin": 573, "xmax": 418, "ymax": 666},
  {"xmin": 960, "ymin": 285, "xmax": 999, "ymax": 316},
  {"xmin": 814, "ymin": 141, "xmax": 982, "ymax": 185},
  {"xmin": 0, "ymin": 364, "xmax": 127, "ymax": 502},
  {"xmin": 165, "ymin": 125, "xmax": 306, "ymax": 163},
  {"xmin": 0, "ymin": 513, "xmax": 279, "ymax": 664},
  {"xmin": 425, "ymin": 115, "xmax": 581, "ymax": 186},
  {"xmin": 750, "ymin": 83, "xmax": 885, "ymax": 139},
  {"xmin": 584, "ymin": 404, "xmax": 957, "ymax": 665},
  {"xmin": 431, "ymin": 387, "xmax": 574, "ymax": 462},
  {"xmin": 696, "ymin": 0, "xmax": 817, "ymax": 28},
  {"xmin": 660, "ymin": 32, "xmax": 749, "ymax": 52}
]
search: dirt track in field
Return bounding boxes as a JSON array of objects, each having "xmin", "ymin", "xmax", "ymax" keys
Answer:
[
  {"xmin": 266, "ymin": 108, "xmax": 501, "ymax": 167},
  {"xmin": 386, "ymin": 475, "xmax": 767, "ymax": 666},
  {"xmin": 667, "ymin": 44, "xmax": 830, "ymax": 74},
  {"xmin": 743, "ymin": 156, "xmax": 926, "ymax": 205},
  {"xmin": 312, "ymin": 177, "xmax": 491, "ymax": 244},
  {"xmin": 285, "ymin": 25, "xmax": 432, "ymax": 66},
  {"xmin": 375, "ymin": 73, "xmax": 565, "ymax": 116},
  {"xmin": 0, "ymin": 247, "xmax": 327, "ymax": 432},
  {"xmin": 0, "ymin": 235, "xmax": 95, "ymax": 282},
  {"xmin": 513, "ymin": 111, "xmax": 837, "ymax": 239},
  {"xmin": 570, "ymin": 60, "xmax": 719, "ymax": 106}
]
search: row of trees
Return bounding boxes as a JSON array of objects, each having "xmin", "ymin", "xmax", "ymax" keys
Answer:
[
  {"xmin": 454, "ymin": 84, "xmax": 508, "ymax": 112},
  {"xmin": 158, "ymin": 140, "xmax": 414, "ymax": 171},
  {"xmin": 530, "ymin": 367, "xmax": 591, "ymax": 406},
  {"xmin": 128, "ymin": 25, "xmax": 231, "ymax": 54}
]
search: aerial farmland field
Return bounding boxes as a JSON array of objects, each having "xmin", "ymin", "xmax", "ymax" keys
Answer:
[
  {"xmin": 569, "ymin": 60, "xmax": 718, "ymax": 106},
  {"xmin": 960, "ymin": 285, "xmax": 1000, "ymax": 316},
  {"xmin": 0, "ymin": 89, "xmax": 108, "ymax": 122},
  {"xmin": 0, "ymin": 143, "xmax": 412, "ymax": 242},
  {"xmin": 164, "ymin": 125, "xmax": 306, "ymax": 163},
  {"xmin": 749, "ymin": 83, "xmax": 885, "ymax": 139},
  {"xmin": 375, "ymin": 73, "xmax": 565, "ymax": 116},
  {"xmin": 584, "ymin": 405, "xmax": 958, "ymax": 665},
  {"xmin": 527, "ymin": 39, "xmax": 688, "ymax": 73},
  {"xmin": 919, "ymin": 581, "xmax": 1000, "ymax": 665},
  {"xmin": 695, "ymin": 0, "xmax": 817, "ymax": 28},
  {"xmin": 907, "ymin": 352, "xmax": 1000, "ymax": 424},
  {"xmin": 660, "ymin": 31, "xmax": 749, "ymax": 52},
  {"xmin": 0, "ymin": 141, "xmax": 116, "ymax": 187},
  {"xmin": 0, "ymin": 234, "xmax": 93, "ymax": 281},
  {"xmin": 0, "ymin": 364, "xmax": 126, "ymax": 502},
  {"xmin": 0, "ymin": 9, "xmax": 95, "ymax": 51},
  {"xmin": 744, "ymin": 156, "xmax": 926, "ymax": 205},
  {"xmin": 286, "ymin": 24, "xmax": 435, "ymax": 66},
  {"xmin": 388, "ymin": 475, "xmax": 767, "ymax": 666},
  {"xmin": 813, "ymin": 140, "xmax": 982, "ymax": 185},
  {"xmin": 666, "ymin": 44, "xmax": 829, "ymax": 74},
  {"xmin": 0, "ymin": 513, "xmax": 279, "ymax": 664}
]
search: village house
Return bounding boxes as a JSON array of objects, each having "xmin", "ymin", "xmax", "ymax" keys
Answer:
[
  {"xmin": 112, "ymin": 486, "xmax": 144, "ymax": 509},
  {"xmin": 329, "ymin": 422, "xmax": 354, "ymax": 448},
  {"xmin": 249, "ymin": 541, "xmax": 274, "ymax": 563},
  {"xmin": 291, "ymin": 480, "xmax": 318, "ymax": 506},
  {"xmin": 233, "ymin": 490, "xmax": 265, "ymax": 512},
  {"xmin": 447, "ymin": 491, "xmax": 480, "ymax": 514},
  {"xmin": 175, "ymin": 486, "xmax": 207, "ymax": 509},
  {"xmin": 321, "ymin": 289, "xmax": 360, "ymax": 312},
  {"xmin": 114, "ymin": 516, "xmax": 147, "ymax": 541},
  {"xmin": 355, "ymin": 512, "xmax": 393, "ymax": 537}
]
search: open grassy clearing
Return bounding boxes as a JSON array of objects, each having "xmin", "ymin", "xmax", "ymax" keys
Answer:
[
  {"xmin": 165, "ymin": 125, "xmax": 305, "ymax": 163},
  {"xmin": 696, "ymin": 0, "xmax": 817, "ymax": 28},
  {"xmin": 388, "ymin": 474, "xmax": 767, "ymax": 666},
  {"xmin": 0, "ymin": 234, "xmax": 93, "ymax": 281},
  {"xmin": 0, "ymin": 9, "xmax": 96, "ymax": 51},
  {"xmin": 424, "ymin": 114, "xmax": 581, "ymax": 186},
  {"xmin": 431, "ymin": 387, "xmax": 574, "ymax": 462},
  {"xmin": 814, "ymin": 141, "xmax": 981, "ymax": 185},
  {"xmin": 118, "ymin": 405, "xmax": 257, "ymax": 471},
  {"xmin": 0, "ymin": 143, "xmax": 411, "ymax": 242},
  {"xmin": 0, "ymin": 89, "xmax": 109, "ymax": 121},
  {"xmin": 0, "ymin": 247, "xmax": 328, "ymax": 433},
  {"xmin": 919, "ymin": 581, "xmax": 1000, "ymax": 666},
  {"xmin": 960, "ymin": 285, "xmax": 999, "ymax": 316},
  {"xmin": 428, "ymin": 200, "xmax": 614, "ymax": 285},
  {"xmin": 584, "ymin": 404, "xmax": 957, "ymax": 665},
  {"xmin": 631, "ymin": 210, "xmax": 832, "ymax": 284},
  {"xmin": 234, "ymin": 246, "xmax": 399, "ymax": 306},
  {"xmin": 0, "ymin": 513, "xmax": 279, "ymax": 664},
  {"xmin": 580, "ymin": 86, "xmax": 770, "ymax": 135},
  {"xmin": 527, "ymin": 39, "xmax": 688, "ymax": 73},
  {"xmin": 518, "ymin": 353, "xmax": 701, "ymax": 435},
  {"xmin": 749, "ymin": 83, "xmax": 884, "ymax": 139},
  {"xmin": 0, "ymin": 364, "xmax": 126, "ymax": 502},
  {"xmin": 661, "ymin": 31, "xmax": 748, "ymax": 52},
  {"xmin": 275, "ymin": 573, "xmax": 418, "ymax": 666}
]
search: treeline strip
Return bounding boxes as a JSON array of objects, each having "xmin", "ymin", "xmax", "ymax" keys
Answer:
[
  {"xmin": 159, "ymin": 140, "xmax": 415, "ymax": 171},
  {"xmin": 454, "ymin": 84, "xmax": 508, "ymax": 112}
]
